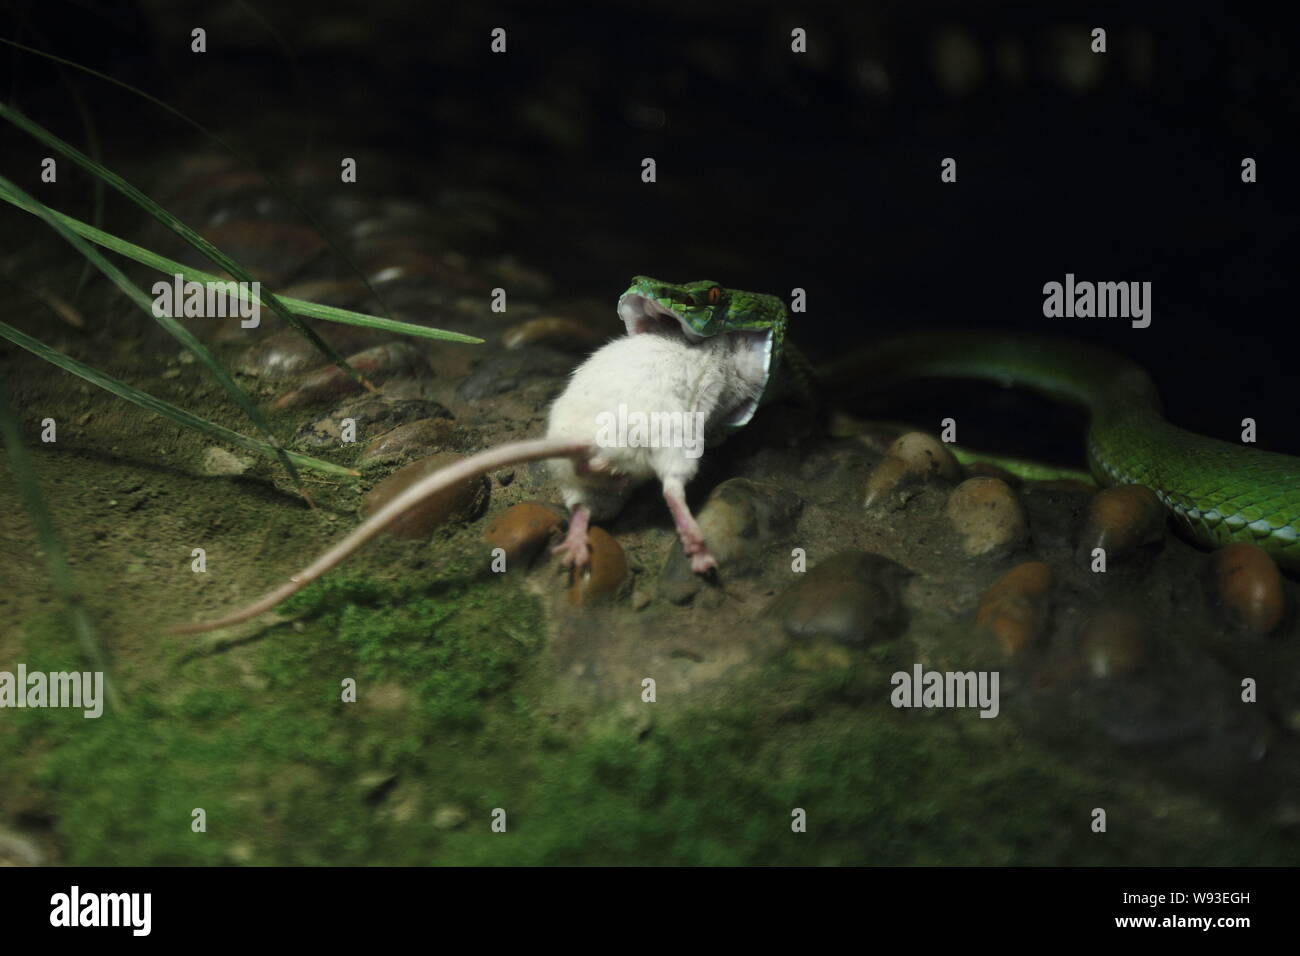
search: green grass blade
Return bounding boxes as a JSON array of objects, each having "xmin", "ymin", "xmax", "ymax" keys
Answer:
[
  {"xmin": 0, "ymin": 101, "xmax": 373, "ymax": 388},
  {"xmin": 0, "ymin": 321, "xmax": 358, "ymax": 478},
  {"xmin": 0, "ymin": 172, "xmax": 312, "ymax": 494},
  {"xmin": 0, "ymin": 380, "xmax": 124, "ymax": 712},
  {"xmin": 0, "ymin": 186, "xmax": 482, "ymax": 344},
  {"xmin": 0, "ymin": 36, "xmax": 398, "ymax": 331}
]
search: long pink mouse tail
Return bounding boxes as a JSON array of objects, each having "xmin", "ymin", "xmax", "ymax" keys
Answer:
[{"xmin": 169, "ymin": 438, "xmax": 591, "ymax": 635}]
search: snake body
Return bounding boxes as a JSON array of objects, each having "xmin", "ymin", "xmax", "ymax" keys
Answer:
[{"xmin": 828, "ymin": 333, "xmax": 1300, "ymax": 570}]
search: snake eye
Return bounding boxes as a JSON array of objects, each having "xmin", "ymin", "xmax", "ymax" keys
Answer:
[{"xmin": 706, "ymin": 286, "xmax": 721, "ymax": 305}]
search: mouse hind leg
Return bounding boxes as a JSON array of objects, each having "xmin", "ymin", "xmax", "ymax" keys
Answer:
[
  {"xmin": 551, "ymin": 476, "xmax": 631, "ymax": 570},
  {"xmin": 662, "ymin": 477, "xmax": 717, "ymax": 574}
]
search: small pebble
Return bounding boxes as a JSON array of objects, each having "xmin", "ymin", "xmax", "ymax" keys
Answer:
[
  {"xmin": 862, "ymin": 455, "xmax": 911, "ymax": 508},
  {"xmin": 888, "ymin": 432, "xmax": 960, "ymax": 481},
  {"xmin": 356, "ymin": 771, "xmax": 398, "ymax": 802},
  {"xmin": 945, "ymin": 477, "xmax": 1028, "ymax": 557},
  {"xmin": 200, "ymin": 446, "xmax": 251, "ymax": 477},
  {"xmin": 863, "ymin": 432, "xmax": 959, "ymax": 508},
  {"xmin": 359, "ymin": 240, "xmax": 488, "ymax": 293},
  {"xmin": 358, "ymin": 418, "xmax": 459, "ymax": 466},
  {"xmin": 485, "ymin": 256, "xmax": 554, "ymax": 298},
  {"xmin": 484, "ymin": 502, "xmax": 562, "ymax": 565},
  {"xmin": 350, "ymin": 211, "xmax": 437, "ymax": 244},
  {"xmin": 975, "ymin": 561, "xmax": 1052, "ymax": 656},
  {"xmin": 1078, "ymin": 607, "xmax": 1148, "ymax": 678},
  {"xmin": 360, "ymin": 453, "xmax": 489, "ymax": 539},
  {"xmin": 768, "ymin": 551, "xmax": 910, "ymax": 647},
  {"xmin": 197, "ymin": 219, "xmax": 327, "ymax": 285},
  {"xmin": 226, "ymin": 842, "xmax": 257, "ymax": 864},
  {"xmin": 434, "ymin": 805, "xmax": 468, "ymax": 830},
  {"xmin": 568, "ymin": 526, "xmax": 627, "ymax": 604},
  {"xmin": 1213, "ymin": 542, "xmax": 1286, "ymax": 635},
  {"xmin": 501, "ymin": 316, "xmax": 602, "ymax": 353},
  {"xmin": 273, "ymin": 342, "xmax": 426, "ymax": 409},
  {"xmin": 1081, "ymin": 484, "xmax": 1164, "ymax": 559},
  {"xmin": 0, "ymin": 827, "xmax": 43, "ymax": 866},
  {"xmin": 239, "ymin": 326, "xmax": 379, "ymax": 380},
  {"xmin": 362, "ymin": 246, "xmax": 445, "ymax": 286},
  {"xmin": 297, "ymin": 397, "xmax": 450, "ymax": 449}
]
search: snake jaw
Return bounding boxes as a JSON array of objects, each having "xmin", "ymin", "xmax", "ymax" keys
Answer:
[
  {"xmin": 719, "ymin": 327, "xmax": 774, "ymax": 428},
  {"xmin": 617, "ymin": 293, "xmax": 708, "ymax": 343}
]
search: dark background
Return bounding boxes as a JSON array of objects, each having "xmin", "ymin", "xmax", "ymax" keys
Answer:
[{"xmin": 3, "ymin": 0, "xmax": 1296, "ymax": 459}]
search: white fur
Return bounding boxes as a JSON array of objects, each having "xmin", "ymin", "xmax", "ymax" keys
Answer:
[{"xmin": 547, "ymin": 329, "xmax": 766, "ymax": 518}]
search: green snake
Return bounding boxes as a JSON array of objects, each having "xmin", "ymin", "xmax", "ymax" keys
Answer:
[
  {"xmin": 831, "ymin": 334, "xmax": 1300, "ymax": 571},
  {"xmin": 623, "ymin": 278, "xmax": 1300, "ymax": 571}
]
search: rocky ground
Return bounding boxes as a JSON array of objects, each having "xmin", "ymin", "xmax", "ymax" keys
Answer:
[{"xmin": 2, "ymin": 138, "xmax": 1299, "ymax": 866}]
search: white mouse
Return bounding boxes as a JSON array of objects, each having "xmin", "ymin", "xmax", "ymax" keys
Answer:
[{"xmin": 170, "ymin": 322, "xmax": 770, "ymax": 634}]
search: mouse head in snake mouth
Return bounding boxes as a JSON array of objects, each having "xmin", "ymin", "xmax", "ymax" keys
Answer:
[{"xmin": 616, "ymin": 276, "xmax": 788, "ymax": 428}]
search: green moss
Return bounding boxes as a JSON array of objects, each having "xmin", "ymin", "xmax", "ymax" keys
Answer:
[
  {"xmin": 4, "ymin": 582, "xmax": 1297, "ymax": 865},
  {"xmin": 2, "ymin": 566, "xmax": 549, "ymax": 865}
]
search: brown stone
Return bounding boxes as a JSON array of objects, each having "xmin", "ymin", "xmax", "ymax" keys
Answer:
[
  {"xmin": 484, "ymin": 503, "xmax": 562, "ymax": 565},
  {"xmin": 1078, "ymin": 608, "xmax": 1148, "ymax": 678},
  {"xmin": 976, "ymin": 561, "xmax": 1052, "ymax": 656},
  {"xmin": 863, "ymin": 455, "xmax": 911, "ymax": 508},
  {"xmin": 360, "ymin": 453, "xmax": 489, "ymax": 539},
  {"xmin": 1214, "ymin": 542, "xmax": 1286, "ymax": 635},
  {"xmin": 888, "ymin": 431, "xmax": 961, "ymax": 481},
  {"xmin": 501, "ymin": 316, "xmax": 601, "ymax": 353},
  {"xmin": 568, "ymin": 526, "xmax": 627, "ymax": 604},
  {"xmin": 359, "ymin": 419, "xmax": 459, "ymax": 467},
  {"xmin": 945, "ymin": 477, "xmax": 1029, "ymax": 557},
  {"xmin": 1081, "ymin": 484, "xmax": 1165, "ymax": 558}
]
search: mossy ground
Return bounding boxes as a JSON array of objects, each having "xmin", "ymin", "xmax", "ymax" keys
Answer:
[{"xmin": 3, "ymin": 552, "xmax": 1292, "ymax": 865}]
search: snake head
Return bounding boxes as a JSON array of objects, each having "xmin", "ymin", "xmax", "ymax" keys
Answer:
[{"xmin": 617, "ymin": 276, "xmax": 788, "ymax": 427}]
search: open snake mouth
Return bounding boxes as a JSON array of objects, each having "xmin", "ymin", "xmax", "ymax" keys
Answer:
[{"xmin": 617, "ymin": 293, "xmax": 708, "ymax": 343}]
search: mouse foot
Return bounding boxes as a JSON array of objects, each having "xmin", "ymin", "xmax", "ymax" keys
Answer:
[
  {"xmin": 552, "ymin": 537, "xmax": 590, "ymax": 569},
  {"xmin": 688, "ymin": 548, "xmax": 718, "ymax": 575},
  {"xmin": 552, "ymin": 505, "xmax": 592, "ymax": 568}
]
